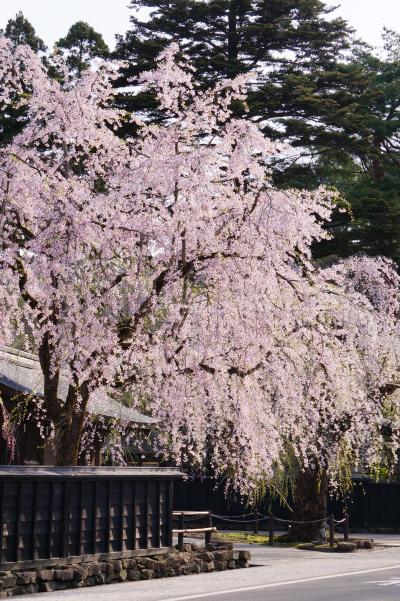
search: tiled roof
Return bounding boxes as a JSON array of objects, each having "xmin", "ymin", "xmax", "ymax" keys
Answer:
[{"xmin": 0, "ymin": 346, "xmax": 156, "ymax": 426}]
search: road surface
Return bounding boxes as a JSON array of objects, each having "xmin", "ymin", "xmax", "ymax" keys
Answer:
[{"xmin": 31, "ymin": 544, "xmax": 400, "ymax": 601}]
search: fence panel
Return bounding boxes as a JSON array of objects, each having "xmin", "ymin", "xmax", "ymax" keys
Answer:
[{"xmin": 0, "ymin": 466, "xmax": 181, "ymax": 567}]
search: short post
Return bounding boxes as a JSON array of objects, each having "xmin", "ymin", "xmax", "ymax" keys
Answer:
[
  {"xmin": 205, "ymin": 511, "xmax": 213, "ymax": 546},
  {"xmin": 329, "ymin": 514, "xmax": 335, "ymax": 548},
  {"xmin": 254, "ymin": 509, "xmax": 259, "ymax": 535},
  {"xmin": 344, "ymin": 513, "xmax": 349, "ymax": 542},
  {"xmin": 178, "ymin": 512, "xmax": 184, "ymax": 552},
  {"xmin": 269, "ymin": 514, "xmax": 274, "ymax": 547}
]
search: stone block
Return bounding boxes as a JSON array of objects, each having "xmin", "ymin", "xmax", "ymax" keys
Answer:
[
  {"xmin": 128, "ymin": 570, "xmax": 141, "ymax": 581},
  {"xmin": 140, "ymin": 569, "xmax": 154, "ymax": 580},
  {"xmin": 237, "ymin": 550, "xmax": 251, "ymax": 561},
  {"xmin": 39, "ymin": 581, "xmax": 66, "ymax": 592},
  {"xmin": 181, "ymin": 565, "xmax": 195, "ymax": 575},
  {"xmin": 203, "ymin": 561, "xmax": 215, "ymax": 572},
  {"xmin": 1, "ymin": 574, "xmax": 16, "ymax": 589},
  {"xmin": 218, "ymin": 542, "xmax": 234, "ymax": 551},
  {"xmin": 54, "ymin": 569, "xmax": 74, "ymax": 582},
  {"xmin": 13, "ymin": 584, "xmax": 38, "ymax": 595},
  {"xmin": 214, "ymin": 560, "xmax": 227, "ymax": 571},
  {"xmin": 191, "ymin": 542, "xmax": 203, "ymax": 551},
  {"xmin": 87, "ymin": 563, "xmax": 102, "ymax": 577},
  {"xmin": 16, "ymin": 571, "xmax": 37, "ymax": 585},
  {"xmin": 155, "ymin": 560, "xmax": 170, "ymax": 576},
  {"xmin": 127, "ymin": 559, "xmax": 138, "ymax": 569},
  {"xmin": 205, "ymin": 543, "xmax": 218, "ymax": 551},
  {"xmin": 166, "ymin": 556, "xmax": 181, "ymax": 567},
  {"xmin": 196, "ymin": 552, "xmax": 214, "ymax": 562},
  {"xmin": 337, "ymin": 542, "xmax": 356, "ymax": 553},
  {"xmin": 117, "ymin": 570, "xmax": 127, "ymax": 582},
  {"xmin": 181, "ymin": 543, "xmax": 192, "ymax": 553},
  {"xmin": 213, "ymin": 551, "xmax": 228, "ymax": 561},
  {"xmin": 36, "ymin": 569, "xmax": 54, "ymax": 582},
  {"xmin": 72, "ymin": 565, "xmax": 87, "ymax": 582},
  {"xmin": 101, "ymin": 563, "xmax": 114, "ymax": 575},
  {"xmin": 141, "ymin": 558, "xmax": 158, "ymax": 571},
  {"xmin": 112, "ymin": 560, "xmax": 123, "ymax": 572}
]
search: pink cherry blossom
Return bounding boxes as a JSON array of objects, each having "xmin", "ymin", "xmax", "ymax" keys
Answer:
[{"xmin": 0, "ymin": 38, "xmax": 399, "ymax": 491}]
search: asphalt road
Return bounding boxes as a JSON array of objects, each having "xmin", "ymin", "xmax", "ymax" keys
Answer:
[
  {"xmin": 161, "ymin": 566, "xmax": 400, "ymax": 601},
  {"xmin": 30, "ymin": 545, "xmax": 400, "ymax": 601}
]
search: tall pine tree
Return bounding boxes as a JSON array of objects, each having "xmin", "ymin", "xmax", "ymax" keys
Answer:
[
  {"xmin": 314, "ymin": 32, "xmax": 400, "ymax": 263},
  {"xmin": 0, "ymin": 12, "xmax": 46, "ymax": 145},
  {"xmin": 1, "ymin": 11, "xmax": 46, "ymax": 52},
  {"xmin": 56, "ymin": 21, "xmax": 109, "ymax": 77},
  {"xmin": 114, "ymin": 0, "xmax": 354, "ymax": 129}
]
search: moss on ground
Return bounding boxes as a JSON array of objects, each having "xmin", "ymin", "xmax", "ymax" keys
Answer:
[{"xmin": 214, "ymin": 531, "xmax": 296, "ymax": 546}]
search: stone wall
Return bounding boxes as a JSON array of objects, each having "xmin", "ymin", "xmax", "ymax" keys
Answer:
[{"xmin": 0, "ymin": 542, "xmax": 251, "ymax": 597}]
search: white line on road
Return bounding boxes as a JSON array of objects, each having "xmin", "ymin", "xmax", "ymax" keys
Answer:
[{"xmin": 162, "ymin": 564, "xmax": 400, "ymax": 601}]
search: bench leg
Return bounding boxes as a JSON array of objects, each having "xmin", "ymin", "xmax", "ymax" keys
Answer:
[{"xmin": 205, "ymin": 511, "xmax": 212, "ymax": 545}]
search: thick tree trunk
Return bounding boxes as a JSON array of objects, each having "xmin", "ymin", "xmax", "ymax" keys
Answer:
[
  {"xmin": 53, "ymin": 410, "xmax": 85, "ymax": 466},
  {"xmin": 39, "ymin": 335, "xmax": 90, "ymax": 466},
  {"xmin": 291, "ymin": 467, "xmax": 328, "ymax": 542},
  {"xmin": 53, "ymin": 383, "xmax": 90, "ymax": 466}
]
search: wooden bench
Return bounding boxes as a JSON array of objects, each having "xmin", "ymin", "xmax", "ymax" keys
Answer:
[{"xmin": 172, "ymin": 511, "xmax": 216, "ymax": 550}]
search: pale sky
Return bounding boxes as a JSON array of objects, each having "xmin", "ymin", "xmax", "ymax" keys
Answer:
[{"xmin": 0, "ymin": 0, "xmax": 398, "ymax": 51}]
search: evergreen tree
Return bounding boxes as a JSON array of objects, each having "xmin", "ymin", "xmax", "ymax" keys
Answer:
[
  {"xmin": 313, "ymin": 33, "xmax": 400, "ymax": 263},
  {"xmin": 114, "ymin": 5, "xmax": 400, "ymax": 263},
  {"xmin": 114, "ymin": 0, "xmax": 354, "ymax": 128},
  {"xmin": 1, "ymin": 11, "xmax": 46, "ymax": 52},
  {"xmin": 57, "ymin": 21, "xmax": 109, "ymax": 77},
  {"xmin": 0, "ymin": 12, "xmax": 46, "ymax": 145}
]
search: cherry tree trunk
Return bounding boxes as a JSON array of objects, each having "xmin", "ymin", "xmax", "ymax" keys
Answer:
[
  {"xmin": 52, "ymin": 385, "xmax": 88, "ymax": 466},
  {"xmin": 53, "ymin": 412, "xmax": 84, "ymax": 466},
  {"xmin": 291, "ymin": 467, "xmax": 328, "ymax": 542}
]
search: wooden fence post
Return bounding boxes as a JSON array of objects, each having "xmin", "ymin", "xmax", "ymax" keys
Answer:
[
  {"xmin": 344, "ymin": 513, "xmax": 349, "ymax": 542},
  {"xmin": 178, "ymin": 512, "xmax": 184, "ymax": 551},
  {"xmin": 205, "ymin": 511, "xmax": 213, "ymax": 545},
  {"xmin": 268, "ymin": 514, "xmax": 274, "ymax": 546},
  {"xmin": 254, "ymin": 510, "xmax": 259, "ymax": 535},
  {"xmin": 329, "ymin": 514, "xmax": 335, "ymax": 548}
]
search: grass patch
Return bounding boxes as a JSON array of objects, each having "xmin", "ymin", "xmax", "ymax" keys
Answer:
[{"xmin": 214, "ymin": 531, "xmax": 296, "ymax": 546}]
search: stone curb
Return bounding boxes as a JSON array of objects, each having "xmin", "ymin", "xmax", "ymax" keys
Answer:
[{"xmin": 0, "ymin": 543, "xmax": 251, "ymax": 597}]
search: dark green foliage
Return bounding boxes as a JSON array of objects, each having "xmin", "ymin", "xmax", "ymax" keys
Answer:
[
  {"xmin": 115, "ymin": 1, "xmax": 393, "ymax": 260},
  {"xmin": 312, "ymin": 33, "xmax": 400, "ymax": 263},
  {"xmin": 57, "ymin": 21, "xmax": 109, "ymax": 77},
  {"xmin": 1, "ymin": 11, "xmax": 46, "ymax": 52},
  {"xmin": 0, "ymin": 12, "xmax": 46, "ymax": 145},
  {"xmin": 114, "ymin": 0, "xmax": 353, "ymax": 124}
]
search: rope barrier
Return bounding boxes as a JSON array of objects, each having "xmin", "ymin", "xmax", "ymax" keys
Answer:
[
  {"xmin": 267, "ymin": 515, "xmax": 328, "ymax": 525},
  {"xmin": 173, "ymin": 511, "xmax": 347, "ymax": 527},
  {"xmin": 212, "ymin": 514, "xmax": 268, "ymax": 523},
  {"xmin": 334, "ymin": 518, "xmax": 346, "ymax": 524},
  {"xmin": 213, "ymin": 513, "xmax": 337, "ymax": 525},
  {"xmin": 216, "ymin": 512, "xmax": 256, "ymax": 518}
]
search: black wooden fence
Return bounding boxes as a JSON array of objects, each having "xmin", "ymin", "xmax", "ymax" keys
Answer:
[
  {"xmin": 0, "ymin": 466, "xmax": 181, "ymax": 567},
  {"xmin": 336, "ymin": 481, "xmax": 400, "ymax": 531},
  {"xmin": 175, "ymin": 478, "xmax": 400, "ymax": 532}
]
